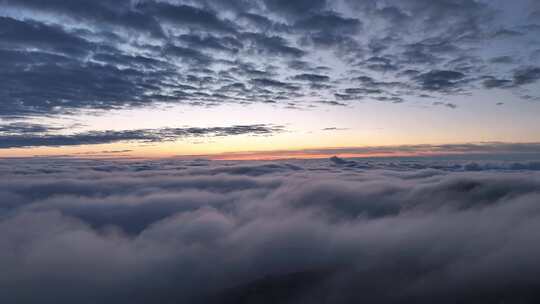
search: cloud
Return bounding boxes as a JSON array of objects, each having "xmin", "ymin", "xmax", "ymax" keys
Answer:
[
  {"xmin": 0, "ymin": 124, "xmax": 284, "ymax": 148},
  {"xmin": 433, "ymin": 101, "xmax": 458, "ymax": 109},
  {"xmin": 0, "ymin": 49, "xmax": 170, "ymax": 116},
  {"xmin": 2, "ymin": 0, "xmax": 164, "ymax": 37},
  {"xmin": 0, "ymin": 16, "xmax": 93, "ymax": 57},
  {"xmin": 513, "ymin": 66, "xmax": 540, "ymax": 86},
  {"xmin": 322, "ymin": 127, "xmax": 349, "ymax": 131},
  {"xmin": 163, "ymin": 44, "xmax": 213, "ymax": 64},
  {"xmin": 201, "ymin": 142, "xmax": 540, "ymax": 160},
  {"xmin": 250, "ymin": 78, "xmax": 299, "ymax": 91},
  {"xmin": 315, "ymin": 100, "xmax": 348, "ymax": 106},
  {"xmin": 0, "ymin": 122, "xmax": 59, "ymax": 134},
  {"xmin": 294, "ymin": 12, "xmax": 362, "ymax": 34},
  {"xmin": 489, "ymin": 56, "xmax": 514, "ymax": 64},
  {"xmin": 482, "ymin": 76, "xmax": 513, "ymax": 89},
  {"xmin": 241, "ymin": 32, "xmax": 306, "ymax": 57},
  {"xmin": 2, "ymin": 157, "xmax": 540, "ymax": 303},
  {"xmin": 262, "ymin": 0, "xmax": 327, "ymax": 17},
  {"xmin": 0, "ymin": 0, "xmax": 539, "ymax": 118},
  {"xmin": 292, "ymin": 73, "xmax": 330, "ymax": 82},
  {"xmin": 482, "ymin": 66, "xmax": 540, "ymax": 89},
  {"xmin": 136, "ymin": 2, "xmax": 237, "ymax": 34},
  {"xmin": 358, "ymin": 56, "xmax": 400, "ymax": 72},
  {"xmin": 177, "ymin": 34, "xmax": 242, "ymax": 53},
  {"xmin": 415, "ymin": 70, "xmax": 467, "ymax": 92}
]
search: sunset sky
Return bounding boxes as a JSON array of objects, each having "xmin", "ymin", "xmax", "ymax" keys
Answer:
[
  {"xmin": 4, "ymin": 2, "xmax": 540, "ymax": 303},
  {"xmin": 1, "ymin": 0, "xmax": 539, "ymax": 158}
]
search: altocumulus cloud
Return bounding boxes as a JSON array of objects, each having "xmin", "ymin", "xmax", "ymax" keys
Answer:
[
  {"xmin": 2, "ymin": 157, "xmax": 540, "ymax": 303},
  {"xmin": 0, "ymin": 0, "xmax": 539, "ymax": 117}
]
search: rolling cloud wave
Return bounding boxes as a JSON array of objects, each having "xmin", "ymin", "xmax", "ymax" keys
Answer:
[{"xmin": 1, "ymin": 157, "xmax": 540, "ymax": 303}]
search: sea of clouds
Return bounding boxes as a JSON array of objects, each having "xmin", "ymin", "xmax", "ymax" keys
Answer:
[{"xmin": 2, "ymin": 156, "xmax": 540, "ymax": 303}]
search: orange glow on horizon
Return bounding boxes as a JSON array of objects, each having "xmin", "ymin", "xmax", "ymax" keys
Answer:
[
  {"xmin": 1, "ymin": 139, "xmax": 539, "ymax": 161},
  {"xmin": 202, "ymin": 151, "xmax": 486, "ymax": 161}
]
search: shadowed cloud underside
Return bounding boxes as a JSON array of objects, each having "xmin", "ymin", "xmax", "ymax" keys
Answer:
[{"xmin": 2, "ymin": 157, "xmax": 540, "ymax": 303}]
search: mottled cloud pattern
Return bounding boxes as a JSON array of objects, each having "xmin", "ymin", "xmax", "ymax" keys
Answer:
[
  {"xmin": 2, "ymin": 157, "xmax": 540, "ymax": 303},
  {"xmin": 0, "ymin": 0, "xmax": 539, "ymax": 118}
]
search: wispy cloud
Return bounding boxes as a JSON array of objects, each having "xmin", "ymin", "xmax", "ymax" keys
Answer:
[{"xmin": 0, "ymin": 124, "xmax": 284, "ymax": 148}]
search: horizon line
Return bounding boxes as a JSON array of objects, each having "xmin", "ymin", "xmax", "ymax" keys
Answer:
[{"xmin": 2, "ymin": 142, "xmax": 540, "ymax": 161}]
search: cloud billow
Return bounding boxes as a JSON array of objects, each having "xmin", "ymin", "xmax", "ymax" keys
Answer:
[{"xmin": 2, "ymin": 157, "xmax": 540, "ymax": 303}]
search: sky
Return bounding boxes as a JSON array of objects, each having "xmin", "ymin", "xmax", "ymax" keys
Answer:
[
  {"xmin": 1, "ymin": 0, "xmax": 540, "ymax": 158},
  {"xmin": 3, "ymin": 2, "xmax": 540, "ymax": 301}
]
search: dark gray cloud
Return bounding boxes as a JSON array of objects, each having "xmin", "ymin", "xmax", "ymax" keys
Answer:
[
  {"xmin": 0, "ymin": 49, "xmax": 172, "ymax": 115},
  {"xmin": 482, "ymin": 66, "xmax": 540, "ymax": 89},
  {"xmin": 513, "ymin": 66, "xmax": 540, "ymax": 86},
  {"xmin": 482, "ymin": 76, "xmax": 513, "ymax": 89},
  {"xmin": 1, "ymin": 0, "xmax": 165, "ymax": 37},
  {"xmin": 177, "ymin": 34, "xmax": 242, "ymax": 53},
  {"xmin": 433, "ymin": 101, "xmax": 458, "ymax": 109},
  {"xmin": 0, "ymin": 0, "xmax": 538, "ymax": 118},
  {"xmin": 163, "ymin": 44, "xmax": 213, "ymax": 64},
  {"xmin": 322, "ymin": 127, "xmax": 349, "ymax": 131},
  {"xmin": 136, "ymin": 1, "xmax": 237, "ymax": 34},
  {"xmin": 0, "ymin": 122, "xmax": 59, "ymax": 134},
  {"xmin": 0, "ymin": 124, "xmax": 284, "ymax": 148},
  {"xmin": 294, "ymin": 12, "xmax": 362, "ymax": 34},
  {"xmin": 0, "ymin": 16, "xmax": 94, "ymax": 57},
  {"xmin": 315, "ymin": 100, "xmax": 348, "ymax": 107},
  {"xmin": 292, "ymin": 73, "xmax": 330, "ymax": 82},
  {"xmin": 250, "ymin": 78, "xmax": 299, "ymax": 91},
  {"xmin": 2, "ymin": 157, "xmax": 540, "ymax": 303},
  {"xmin": 360, "ymin": 56, "xmax": 400, "ymax": 72},
  {"xmin": 489, "ymin": 56, "xmax": 514, "ymax": 64},
  {"xmin": 262, "ymin": 0, "xmax": 327, "ymax": 17},
  {"xmin": 241, "ymin": 32, "xmax": 306, "ymax": 57},
  {"xmin": 415, "ymin": 70, "xmax": 467, "ymax": 92}
]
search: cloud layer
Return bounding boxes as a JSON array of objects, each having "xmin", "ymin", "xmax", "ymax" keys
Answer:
[
  {"xmin": 0, "ymin": 124, "xmax": 283, "ymax": 148},
  {"xmin": 0, "ymin": 0, "xmax": 539, "ymax": 118},
  {"xmin": 2, "ymin": 157, "xmax": 540, "ymax": 303}
]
